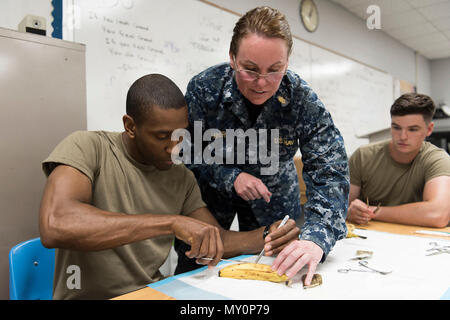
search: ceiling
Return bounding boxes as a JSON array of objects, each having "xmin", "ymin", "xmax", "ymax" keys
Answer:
[{"xmin": 329, "ymin": 0, "xmax": 450, "ymax": 60}]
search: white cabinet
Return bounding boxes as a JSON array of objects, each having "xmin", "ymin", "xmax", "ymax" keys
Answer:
[{"xmin": 0, "ymin": 28, "xmax": 86, "ymax": 299}]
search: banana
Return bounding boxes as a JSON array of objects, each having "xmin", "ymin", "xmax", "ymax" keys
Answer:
[
  {"xmin": 218, "ymin": 263, "xmax": 289, "ymax": 283},
  {"xmin": 302, "ymin": 273, "xmax": 323, "ymax": 289},
  {"xmin": 346, "ymin": 223, "xmax": 368, "ymax": 239},
  {"xmin": 346, "ymin": 222, "xmax": 358, "ymax": 238}
]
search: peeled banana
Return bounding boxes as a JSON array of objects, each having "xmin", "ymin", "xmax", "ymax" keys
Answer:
[{"xmin": 218, "ymin": 263, "xmax": 289, "ymax": 283}]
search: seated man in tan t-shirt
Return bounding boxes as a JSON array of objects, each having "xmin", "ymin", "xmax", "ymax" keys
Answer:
[
  {"xmin": 347, "ymin": 93, "xmax": 450, "ymax": 228},
  {"xmin": 39, "ymin": 74, "xmax": 300, "ymax": 299}
]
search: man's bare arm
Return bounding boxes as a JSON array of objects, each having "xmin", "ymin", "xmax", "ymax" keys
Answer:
[
  {"xmin": 373, "ymin": 176, "xmax": 450, "ymax": 228},
  {"xmin": 187, "ymin": 207, "xmax": 300, "ymax": 259},
  {"xmin": 39, "ymin": 165, "xmax": 223, "ymax": 259},
  {"xmin": 347, "ymin": 184, "xmax": 377, "ymax": 225},
  {"xmin": 349, "ymin": 184, "xmax": 361, "ymax": 204}
]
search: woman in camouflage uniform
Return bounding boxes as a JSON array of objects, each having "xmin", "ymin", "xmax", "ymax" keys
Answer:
[{"xmin": 175, "ymin": 6, "xmax": 349, "ymax": 286}]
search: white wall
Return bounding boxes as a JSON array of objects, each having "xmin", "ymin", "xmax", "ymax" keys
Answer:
[
  {"xmin": 209, "ymin": 0, "xmax": 427, "ymax": 89},
  {"xmin": 417, "ymin": 53, "xmax": 432, "ymax": 95},
  {"xmin": 0, "ymin": 0, "xmax": 53, "ymax": 35},
  {"xmin": 0, "ymin": 0, "xmax": 434, "ymax": 101},
  {"xmin": 431, "ymin": 57, "xmax": 450, "ymax": 106},
  {"xmin": 208, "ymin": 0, "xmax": 437, "ymax": 145}
]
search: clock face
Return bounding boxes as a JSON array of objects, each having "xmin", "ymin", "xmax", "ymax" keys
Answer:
[{"xmin": 300, "ymin": 0, "xmax": 319, "ymax": 32}]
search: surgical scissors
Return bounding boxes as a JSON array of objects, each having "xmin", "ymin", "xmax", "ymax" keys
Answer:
[
  {"xmin": 426, "ymin": 242, "xmax": 450, "ymax": 256},
  {"xmin": 358, "ymin": 260, "xmax": 392, "ymax": 275},
  {"xmin": 338, "ymin": 261, "xmax": 392, "ymax": 275},
  {"xmin": 338, "ymin": 268, "xmax": 372, "ymax": 273}
]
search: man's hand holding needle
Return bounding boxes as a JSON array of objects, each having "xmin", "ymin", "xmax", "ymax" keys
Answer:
[{"xmin": 347, "ymin": 197, "xmax": 381, "ymax": 225}]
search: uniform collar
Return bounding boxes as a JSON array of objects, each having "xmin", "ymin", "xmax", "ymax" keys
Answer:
[
  {"xmin": 223, "ymin": 68, "xmax": 250, "ymax": 127},
  {"xmin": 277, "ymin": 71, "xmax": 294, "ymax": 108},
  {"xmin": 222, "ymin": 66, "xmax": 241, "ymax": 104}
]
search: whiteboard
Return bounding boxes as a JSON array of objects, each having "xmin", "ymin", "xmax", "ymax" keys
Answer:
[
  {"xmin": 308, "ymin": 46, "xmax": 394, "ymax": 154},
  {"xmin": 68, "ymin": 0, "xmax": 393, "ymax": 155},
  {"xmin": 71, "ymin": 0, "xmax": 237, "ymax": 131}
]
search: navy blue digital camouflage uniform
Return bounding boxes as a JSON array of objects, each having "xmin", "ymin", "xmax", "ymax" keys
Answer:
[{"xmin": 174, "ymin": 63, "xmax": 349, "ymax": 274}]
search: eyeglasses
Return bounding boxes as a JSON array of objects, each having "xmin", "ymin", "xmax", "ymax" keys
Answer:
[{"xmin": 233, "ymin": 57, "xmax": 286, "ymax": 82}]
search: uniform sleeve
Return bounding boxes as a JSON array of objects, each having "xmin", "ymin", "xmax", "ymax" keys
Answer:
[
  {"xmin": 185, "ymin": 78, "xmax": 242, "ymax": 193},
  {"xmin": 423, "ymin": 148, "xmax": 450, "ymax": 182},
  {"xmin": 181, "ymin": 167, "xmax": 207, "ymax": 216},
  {"xmin": 42, "ymin": 131, "xmax": 100, "ymax": 183},
  {"xmin": 296, "ymin": 85, "xmax": 350, "ymax": 262},
  {"xmin": 349, "ymin": 148, "xmax": 363, "ymax": 187}
]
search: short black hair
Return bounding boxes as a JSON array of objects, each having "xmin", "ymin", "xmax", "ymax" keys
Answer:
[
  {"xmin": 126, "ymin": 74, "xmax": 186, "ymax": 124},
  {"xmin": 390, "ymin": 93, "xmax": 436, "ymax": 122}
]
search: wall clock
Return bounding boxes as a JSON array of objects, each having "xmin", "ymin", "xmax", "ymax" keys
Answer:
[{"xmin": 300, "ymin": 0, "xmax": 319, "ymax": 33}]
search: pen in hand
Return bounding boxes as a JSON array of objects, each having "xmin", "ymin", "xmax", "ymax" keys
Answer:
[{"xmin": 255, "ymin": 215, "xmax": 290, "ymax": 264}]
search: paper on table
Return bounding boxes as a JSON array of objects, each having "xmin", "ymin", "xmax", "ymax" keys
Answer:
[{"xmin": 172, "ymin": 230, "xmax": 450, "ymax": 300}]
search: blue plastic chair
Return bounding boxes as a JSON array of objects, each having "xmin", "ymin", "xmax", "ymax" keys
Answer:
[{"xmin": 9, "ymin": 237, "xmax": 55, "ymax": 300}]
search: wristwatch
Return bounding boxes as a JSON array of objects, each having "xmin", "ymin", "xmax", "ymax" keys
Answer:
[{"xmin": 263, "ymin": 225, "xmax": 271, "ymax": 239}]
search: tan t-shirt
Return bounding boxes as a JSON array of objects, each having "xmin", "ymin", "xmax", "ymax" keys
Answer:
[
  {"xmin": 42, "ymin": 131, "xmax": 206, "ymax": 299},
  {"xmin": 349, "ymin": 140, "xmax": 450, "ymax": 206}
]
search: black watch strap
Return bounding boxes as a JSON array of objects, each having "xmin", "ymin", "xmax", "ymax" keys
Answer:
[{"xmin": 263, "ymin": 225, "xmax": 271, "ymax": 239}]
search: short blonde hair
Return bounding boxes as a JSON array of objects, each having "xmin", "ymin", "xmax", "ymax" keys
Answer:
[{"xmin": 230, "ymin": 6, "xmax": 293, "ymax": 57}]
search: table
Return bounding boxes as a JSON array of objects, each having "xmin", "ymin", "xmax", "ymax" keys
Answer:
[
  {"xmin": 111, "ymin": 286, "xmax": 175, "ymax": 300},
  {"xmin": 113, "ymin": 221, "xmax": 450, "ymax": 300}
]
